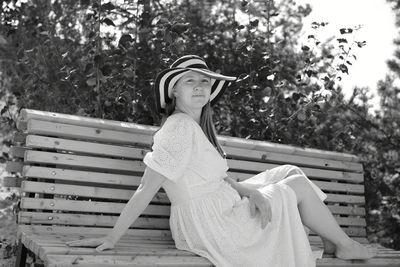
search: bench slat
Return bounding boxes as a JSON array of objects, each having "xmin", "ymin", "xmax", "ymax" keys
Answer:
[
  {"xmin": 19, "ymin": 109, "xmax": 360, "ymax": 162},
  {"xmin": 20, "ymin": 197, "xmax": 367, "ymax": 229},
  {"xmin": 44, "ymin": 254, "xmax": 213, "ymax": 267},
  {"xmin": 21, "ymin": 197, "xmax": 170, "ymax": 216},
  {"xmin": 21, "ymin": 180, "xmax": 364, "ymax": 209},
  {"xmin": 21, "ymin": 165, "xmax": 364, "ymax": 195},
  {"xmin": 26, "ymin": 135, "xmax": 146, "ymax": 160},
  {"xmin": 21, "ymin": 181, "xmax": 169, "ymax": 203},
  {"xmin": 23, "ymin": 166, "xmax": 142, "ymax": 187},
  {"xmin": 23, "ymin": 150, "xmax": 364, "ymax": 183},
  {"xmin": 28, "ymin": 119, "xmax": 151, "ymax": 146},
  {"xmin": 18, "ymin": 211, "xmax": 170, "ymax": 229},
  {"xmin": 17, "ymin": 225, "xmax": 172, "ymax": 239},
  {"xmin": 224, "ymin": 146, "xmax": 363, "ymax": 172},
  {"xmin": 25, "ymin": 134, "xmax": 362, "ymax": 172}
]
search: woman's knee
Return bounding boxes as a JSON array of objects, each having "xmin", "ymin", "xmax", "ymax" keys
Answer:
[
  {"xmin": 280, "ymin": 174, "xmax": 310, "ymax": 204},
  {"xmin": 283, "ymin": 164, "xmax": 304, "ymax": 177}
]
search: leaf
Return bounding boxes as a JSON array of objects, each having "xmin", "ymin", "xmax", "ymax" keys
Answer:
[
  {"xmin": 356, "ymin": 41, "xmax": 367, "ymax": 48},
  {"xmin": 307, "ymin": 35, "xmax": 315, "ymax": 39},
  {"xmin": 340, "ymin": 28, "xmax": 353, "ymax": 34},
  {"xmin": 171, "ymin": 23, "xmax": 189, "ymax": 34},
  {"xmin": 301, "ymin": 45, "xmax": 310, "ymax": 51},
  {"xmin": 80, "ymin": 0, "xmax": 90, "ymax": 6},
  {"xmin": 337, "ymin": 38, "xmax": 347, "ymax": 43},
  {"xmin": 338, "ymin": 64, "xmax": 349, "ymax": 74},
  {"xmin": 266, "ymin": 74, "xmax": 275, "ymax": 80},
  {"xmin": 346, "ymin": 60, "xmax": 352, "ymax": 65},
  {"xmin": 61, "ymin": 51, "xmax": 69, "ymax": 60},
  {"xmin": 1, "ymin": 106, "xmax": 7, "ymax": 115},
  {"xmin": 297, "ymin": 111, "xmax": 307, "ymax": 121},
  {"xmin": 250, "ymin": 19, "xmax": 259, "ymax": 28},
  {"xmin": 305, "ymin": 69, "xmax": 316, "ymax": 77},
  {"xmin": 101, "ymin": 18, "xmax": 115, "ymax": 26},
  {"xmin": 86, "ymin": 78, "xmax": 97, "ymax": 86},
  {"xmin": 241, "ymin": 0, "xmax": 248, "ymax": 7},
  {"xmin": 101, "ymin": 2, "xmax": 115, "ymax": 11}
]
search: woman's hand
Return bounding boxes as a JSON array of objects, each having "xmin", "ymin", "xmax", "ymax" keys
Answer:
[
  {"xmin": 66, "ymin": 236, "xmax": 115, "ymax": 252},
  {"xmin": 248, "ymin": 189, "xmax": 272, "ymax": 229}
]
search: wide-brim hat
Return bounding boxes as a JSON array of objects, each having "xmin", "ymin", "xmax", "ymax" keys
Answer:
[{"xmin": 154, "ymin": 55, "xmax": 237, "ymax": 114}]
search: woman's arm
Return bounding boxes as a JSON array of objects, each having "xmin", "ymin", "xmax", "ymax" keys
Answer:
[{"xmin": 105, "ymin": 166, "xmax": 166, "ymax": 245}]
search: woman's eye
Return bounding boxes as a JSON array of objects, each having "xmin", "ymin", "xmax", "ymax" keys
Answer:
[
  {"xmin": 186, "ymin": 79, "xmax": 194, "ymax": 83},
  {"xmin": 202, "ymin": 79, "xmax": 210, "ymax": 83}
]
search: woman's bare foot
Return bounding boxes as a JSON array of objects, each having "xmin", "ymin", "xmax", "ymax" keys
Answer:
[{"xmin": 335, "ymin": 238, "xmax": 377, "ymax": 260}]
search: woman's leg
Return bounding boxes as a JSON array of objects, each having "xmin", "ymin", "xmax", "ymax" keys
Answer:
[{"xmin": 279, "ymin": 174, "xmax": 377, "ymax": 260}]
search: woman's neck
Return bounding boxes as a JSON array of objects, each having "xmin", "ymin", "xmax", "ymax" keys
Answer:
[{"xmin": 173, "ymin": 108, "xmax": 201, "ymax": 124}]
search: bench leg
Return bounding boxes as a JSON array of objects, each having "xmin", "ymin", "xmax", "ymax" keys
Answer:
[{"xmin": 15, "ymin": 241, "xmax": 27, "ymax": 267}]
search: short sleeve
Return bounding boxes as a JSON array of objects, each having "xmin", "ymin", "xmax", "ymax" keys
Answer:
[{"xmin": 143, "ymin": 116, "xmax": 196, "ymax": 183}]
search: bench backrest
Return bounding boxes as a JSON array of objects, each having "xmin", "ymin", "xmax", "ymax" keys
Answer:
[{"xmin": 6, "ymin": 109, "xmax": 367, "ymax": 245}]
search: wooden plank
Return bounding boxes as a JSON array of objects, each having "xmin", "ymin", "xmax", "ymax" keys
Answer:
[
  {"xmin": 18, "ymin": 108, "xmax": 158, "ymax": 135},
  {"xmin": 20, "ymin": 198, "xmax": 171, "ymax": 216},
  {"xmin": 19, "ymin": 198, "xmax": 367, "ymax": 232},
  {"xmin": 316, "ymin": 257, "xmax": 400, "ymax": 267},
  {"xmin": 21, "ymin": 181, "xmax": 169, "ymax": 204},
  {"xmin": 24, "ymin": 150, "xmax": 145, "ymax": 173},
  {"xmin": 27, "ymin": 119, "xmax": 151, "ymax": 146},
  {"xmin": 21, "ymin": 165, "xmax": 364, "ymax": 196},
  {"xmin": 5, "ymin": 160, "xmax": 23, "ymax": 173},
  {"xmin": 23, "ymin": 166, "xmax": 142, "ymax": 187},
  {"xmin": 24, "ymin": 150, "xmax": 364, "ymax": 184},
  {"xmin": 218, "ymin": 135, "xmax": 360, "ymax": 163},
  {"xmin": 312, "ymin": 181, "xmax": 364, "ymax": 194},
  {"xmin": 44, "ymin": 254, "xmax": 212, "ymax": 267},
  {"xmin": 26, "ymin": 135, "xmax": 147, "ymax": 159},
  {"xmin": 224, "ymin": 146, "xmax": 363, "ymax": 172},
  {"xmin": 19, "ymin": 109, "xmax": 361, "ymax": 162},
  {"xmin": 25, "ymin": 135, "xmax": 362, "ymax": 173},
  {"xmin": 18, "ymin": 211, "xmax": 170, "ymax": 229},
  {"xmin": 17, "ymin": 225, "xmax": 172, "ymax": 239},
  {"xmin": 21, "ymin": 180, "xmax": 365, "ymax": 219},
  {"xmin": 21, "ymin": 180, "xmax": 364, "ymax": 210},
  {"xmin": 228, "ymin": 160, "xmax": 364, "ymax": 183},
  {"xmin": 2, "ymin": 176, "xmax": 22, "ymax": 187}
]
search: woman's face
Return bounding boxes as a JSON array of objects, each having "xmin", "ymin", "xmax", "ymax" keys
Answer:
[{"xmin": 172, "ymin": 71, "xmax": 212, "ymax": 112}]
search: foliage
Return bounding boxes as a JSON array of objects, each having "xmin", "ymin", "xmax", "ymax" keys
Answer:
[{"xmin": 0, "ymin": 0, "xmax": 398, "ymax": 253}]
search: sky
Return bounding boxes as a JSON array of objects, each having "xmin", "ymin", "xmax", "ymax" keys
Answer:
[{"xmin": 295, "ymin": 0, "xmax": 398, "ymax": 111}]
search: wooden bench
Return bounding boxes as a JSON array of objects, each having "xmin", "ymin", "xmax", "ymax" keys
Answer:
[{"xmin": 4, "ymin": 108, "xmax": 400, "ymax": 267}]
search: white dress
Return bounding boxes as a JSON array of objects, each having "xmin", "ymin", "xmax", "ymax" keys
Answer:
[{"xmin": 143, "ymin": 112, "xmax": 328, "ymax": 267}]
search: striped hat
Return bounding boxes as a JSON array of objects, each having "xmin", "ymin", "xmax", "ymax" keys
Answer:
[{"xmin": 154, "ymin": 55, "xmax": 237, "ymax": 114}]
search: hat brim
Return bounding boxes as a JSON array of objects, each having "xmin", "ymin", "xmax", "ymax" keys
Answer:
[{"xmin": 154, "ymin": 67, "xmax": 237, "ymax": 114}]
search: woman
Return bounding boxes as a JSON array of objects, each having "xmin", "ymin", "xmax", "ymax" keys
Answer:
[{"xmin": 66, "ymin": 55, "xmax": 376, "ymax": 266}]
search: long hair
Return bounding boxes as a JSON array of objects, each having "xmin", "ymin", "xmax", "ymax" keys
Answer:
[{"xmin": 151, "ymin": 98, "xmax": 227, "ymax": 159}]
